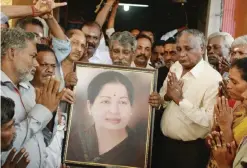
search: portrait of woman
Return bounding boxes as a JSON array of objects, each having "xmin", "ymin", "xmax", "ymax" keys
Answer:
[{"xmin": 65, "ymin": 70, "xmax": 151, "ymax": 168}]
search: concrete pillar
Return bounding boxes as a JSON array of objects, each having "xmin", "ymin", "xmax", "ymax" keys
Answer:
[{"xmin": 205, "ymin": 0, "xmax": 223, "ymax": 37}]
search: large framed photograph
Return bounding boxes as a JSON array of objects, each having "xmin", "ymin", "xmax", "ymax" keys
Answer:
[{"xmin": 63, "ymin": 62, "xmax": 157, "ymax": 168}]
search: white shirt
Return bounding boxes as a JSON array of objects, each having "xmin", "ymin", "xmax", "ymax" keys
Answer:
[
  {"xmin": 130, "ymin": 61, "xmax": 154, "ymax": 69},
  {"xmin": 1, "ymin": 71, "xmax": 53, "ymax": 168},
  {"xmin": 159, "ymin": 59, "xmax": 222, "ymax": 141},
  {"xmin": 89, "ymin": 36, "xmax": 112, "ymax": 65}
]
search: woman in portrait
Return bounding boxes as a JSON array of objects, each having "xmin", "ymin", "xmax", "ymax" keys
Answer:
[{"xmin": 67, "ymin": 71, "xmax": 145, "ymax": 168}]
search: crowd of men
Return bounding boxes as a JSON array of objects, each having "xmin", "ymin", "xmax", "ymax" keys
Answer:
[{"xmin": 1, "ymin": 0, "xmax": 247, "ymax": 168}]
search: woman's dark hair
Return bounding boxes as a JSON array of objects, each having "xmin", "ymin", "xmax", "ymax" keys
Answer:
[
  {"xmin": 1, "ymin": 96, "xmax": 15, "ymax": 125},
  {"xmin": 87, "ymin": 71, "xmax": 134, "ymax": 105},
  {"xmin": 231, "ymin": 57, "xmax": 247, "ymax": 82}
]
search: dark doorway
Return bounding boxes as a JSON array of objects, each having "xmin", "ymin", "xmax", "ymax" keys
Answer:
[{"xmin": 59, "ymin": 0, "xmax": 209, "ymax": 40}]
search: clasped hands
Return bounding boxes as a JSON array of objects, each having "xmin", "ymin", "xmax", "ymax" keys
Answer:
[
  {"xmin": 207, "ymin": 131, "xmax": 237, "ymax": 168},
  {"xmin": 149, "ymin": 72, "xmax": 183, "ymax": 108}
]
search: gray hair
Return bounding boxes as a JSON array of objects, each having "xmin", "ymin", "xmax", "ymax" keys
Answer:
[
  {"xmin": 208, "ymin": 32, "xmax": 234, "ymax": 48},
  {"xmin": 176, "ymin": 29, "xmax": 206, "ymax": 48},
  {"xmin": 109, "ymin": 31, "xmax": 137, "ymax": 52},
  {"xmin": 231, "ymin": 35, "xmax": 247, "ymax": 48},
  {"xmin": 1, "ymin": 28, "xmax": 36, "ymax": 57}
]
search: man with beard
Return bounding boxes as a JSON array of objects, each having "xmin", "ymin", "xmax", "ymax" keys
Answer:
[
  {"xmin": 81, "ymin": 21, "xmax": 112, "ymax": 64},
  {"xmin": 149, "ymin": 29, "xmax": 222, "ymax": 168},
  {"xmin": 1, "ymin": 96, "xmax": 30, "ymax": 168},
  {"xmin": 31, "ymin": 44, "xmax": 74, "ymax": 168},
  {"xmin": 151, "ymin": 41, "xmax": 165, "ymax": 68},
  {"xmin": 1, "ymin": 28, "xmax": 65, "ymax": 168},
  {"xmin": 109, "ymin": 31, "xmax": 137, "ymax": 66},
  {"xmin": 16, "ymin": 6, "xmax": 71, "ymax": 90},
  {"xmin": 132, "ymin": 34, "xmax": 153, "ymax": 69},
  {"xmin": 207, "ymin": 32, "xmax": 233, "ymax": 74}
]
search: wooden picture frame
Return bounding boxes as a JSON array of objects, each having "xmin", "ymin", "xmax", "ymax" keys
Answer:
[{"xmin": 63, "ymin": 62, "xmax": 157, "ymax": 168}]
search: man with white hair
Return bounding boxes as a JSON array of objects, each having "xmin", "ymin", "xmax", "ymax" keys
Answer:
[
  {"xmin": 230, "ymin": 35, "xmax": 247, "ymax": 63},
  {"xmin": 149, "ymin": 29, "xmax": 222, "ymax": 168},
  {"xmin": 218, "ymin": 35, "xmax": 247, "ymax": 75},
  {"xmin": 207, "ymin": 32, "xmax": 234, "ymax": 73},
  {"xmin": 109, "ymin": 31, "xmax": 137, "ymax": 67}
]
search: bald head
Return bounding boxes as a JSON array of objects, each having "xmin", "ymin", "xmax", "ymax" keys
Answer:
[{"xmin": 68, "ymin": 30, "xmax": 87, "ymax": 62}]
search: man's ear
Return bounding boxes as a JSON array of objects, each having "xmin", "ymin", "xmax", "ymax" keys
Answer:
[
  {"xmin": 6, "ymin": 48, "xmax": 15, "ymax": 61},
  {"xmin": 201, "ymin": 45, "xmax": 206, "ymax": 55}
]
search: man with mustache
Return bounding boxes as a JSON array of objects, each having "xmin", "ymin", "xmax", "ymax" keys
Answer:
[
  {"xmin": 1, "ymin": 28, "xmax": 65, "ymax": 168},
  {"xmin": 149, "ymin": 29, "xmax": 222, "ymax": 168},
  {"xmin": 207, "ymin": 32, "xmax": 234, "ymax": 73},
  {"xmin": 31, "ymin": 44, "xmax": 75, "ymax": 104},
  {"xmin": 31, "ymin": 44, "xmax": 73, "ymax": 168},
  {"xmin": 62, "ymin": 30, "xmax": 87, "ymax": 88},
  {"xmin": 109, "ymin": 31, "xmax": 137, "ymax": 67},
  {"xmin": 132, "ymin": 34, "xmax": 153, "ymax": 69}
]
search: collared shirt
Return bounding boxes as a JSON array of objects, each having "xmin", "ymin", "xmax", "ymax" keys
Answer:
[
  {"xmin": 52, "ymin": 37, "xmax": 71, "ymax": 90},
  {"xmin": 1, "ymin": 71, "xmax": 53, "ymax": 168},
  {"xmin": 159, "ymin": 59, "xmax": 222, "ymax": 141},
  {"xmin": 89, "ymin": 36, "xmax": 112, "ymax": 65},
  {"xmin": 130, "ymin": 61, "xmax": 154, "ymax": 69},
  {"xmin": 0, "ymin": 12, "xmax": 8, "ymax": 24}
]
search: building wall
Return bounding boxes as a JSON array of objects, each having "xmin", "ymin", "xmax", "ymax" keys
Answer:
[
  {"xmin": 234, "ymin": 0, "xmax": 247, "ymax": 37},
  {"xmin": 222, "ymin": 0, "xmax": 247, "ymax": 37}
]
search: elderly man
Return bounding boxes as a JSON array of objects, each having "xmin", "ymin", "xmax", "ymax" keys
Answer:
[
  {"xmin": 230, "ymin": 35, "xmax": 247, "ymax": 63},
  {"xmin": 1, "ymin": 28, "xmax": 64, "ymax": 167},
  {"xmin": 16, "ymin": 12, "xmax": 71, "ymax": 89},
  {"xmin": 207, "ymin": 32, "xmax": 234, "ymax": 73},
  {"xmin": 218, "ymin": 35, "xmax": 247, "ymax": 76},
  {"xmin": 132, "ymin": 34, "xmax": 153, "ymax": 69},
  {"xmin": 108, "ymin": 31, "xmax": 137, "ymax": 67},
  {"xmin": 149, "ymin": 29, "xmax": 222, "ymax": 168}
]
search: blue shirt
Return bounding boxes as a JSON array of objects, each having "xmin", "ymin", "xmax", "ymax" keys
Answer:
[{"xmin": 1, "ymin": 71, "xmax": 53, "ymax": 168}]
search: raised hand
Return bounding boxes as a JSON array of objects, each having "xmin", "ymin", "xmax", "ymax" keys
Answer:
[
  {"xmin": 166, "ymin": 72, "xmax": 184, "ymax": 105},
  {"xmin": 218, "ymin": 80, "xmax": 229, "ymax": 99},
  {"xmin": 33, "ymin": 0, "xmax": 67, "ymax": 15},
  {"xmin": 215, "ymin": 97, "xmax": 233, "ymax": 132},
  {"xmin": 36, "ymin": 77, "xmax": 65, "ymax": 112},
  {"xmin": 219, "ymin": 57, "xmax": 230, "ymax": 74},
  {"xmin": 2, "ymin": 148, "xmax": 30, "ymax": 168}
]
